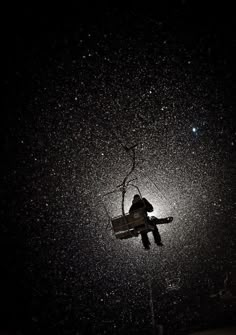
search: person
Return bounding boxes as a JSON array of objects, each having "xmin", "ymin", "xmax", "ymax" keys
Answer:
[{"xmin": 129, "ymin": 194, "xmax": 163, "ymax": 250}]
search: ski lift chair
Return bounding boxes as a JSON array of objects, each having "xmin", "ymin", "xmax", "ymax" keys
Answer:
[{"xmin": 111, "ymin": 208, "xmax": 154, "ymax": 239}]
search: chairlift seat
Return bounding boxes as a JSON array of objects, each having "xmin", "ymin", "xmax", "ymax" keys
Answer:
[{"xmin": 111, "ymin": 208, "xmax": 153, "ymax": 239}]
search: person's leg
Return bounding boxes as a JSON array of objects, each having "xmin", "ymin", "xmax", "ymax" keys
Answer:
[
  {"xmin": 152, "ymin": 225, "xmax": 163, "ymax": 246},
  {"xmin": 141, "ymin": 232, "xmax": 150, "ymax": 249},
  {"xmin": 150, "ymin": 216, "xmax": 173, "ymax": 225}
]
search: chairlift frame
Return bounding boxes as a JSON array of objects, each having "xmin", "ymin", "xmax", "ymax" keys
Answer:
[{"xmin": 102, "ymin": 144, "xmax": 155, "ymax": 239}]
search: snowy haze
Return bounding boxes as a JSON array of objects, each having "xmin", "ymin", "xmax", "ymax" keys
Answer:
[{"xmin": 5, "ymin": 5, "xmax": 236, "ymax": 334}]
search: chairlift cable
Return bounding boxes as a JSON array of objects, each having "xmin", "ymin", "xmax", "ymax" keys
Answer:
[{"xmin": 137, "ymin": 168, "xmax": 178, "ymax": 216}]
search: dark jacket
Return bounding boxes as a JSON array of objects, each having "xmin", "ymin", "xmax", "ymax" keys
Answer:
[{"xmin": 129, "ymin": 198, "xmax": 153, "ymax": 214}]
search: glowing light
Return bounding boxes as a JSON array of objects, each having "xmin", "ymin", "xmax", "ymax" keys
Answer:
[{"xmin": 192, "ymin": 127, "xmax": 197, "ymax": 133}]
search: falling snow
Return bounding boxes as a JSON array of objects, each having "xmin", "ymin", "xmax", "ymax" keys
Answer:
[{"xmin": 2, "ymin": 4, "xmax": 236, "ymax": 335}]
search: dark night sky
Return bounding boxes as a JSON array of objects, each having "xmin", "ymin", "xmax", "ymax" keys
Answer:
[{"xmin": 1, "ymin": 2, "xmax": 236, "ymax": 334}]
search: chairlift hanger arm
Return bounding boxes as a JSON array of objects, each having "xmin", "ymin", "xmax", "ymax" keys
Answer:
[
  {"xmin": 101, "ymin": 140, "xmax": 139, "ymax": 221},
  {"xmin": 128, "ymin": 183, "xmax": 142, "ymax": 197},
  {"xmin": 121, "ymin": 145, "xmax": 137, "ymax": 184},
  {"xmin": 119, "ymin": 145, "xmax": 138, "ymax": 216}
]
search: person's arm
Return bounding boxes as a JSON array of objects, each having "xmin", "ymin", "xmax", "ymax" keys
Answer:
[
  {"xmin": 143, "ymin": 198, "xmax": 153, "ymax": 212},
  {"xmin": 129, "ymin": 204, "xmax": 134, "ymax": 213}
]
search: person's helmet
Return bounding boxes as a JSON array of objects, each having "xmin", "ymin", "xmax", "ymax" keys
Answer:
[
  {"xmin": 134, "ymin": 194, "xmax": 140, "ymax": 199},
  {"xmin": 133, "ymin": 194, "xmax": 141, "ymax": 203}
]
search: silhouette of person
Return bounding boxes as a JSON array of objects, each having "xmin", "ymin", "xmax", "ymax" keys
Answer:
[{"xmin": 129, "ymin": 194, "xmax": 163, "ymax": 250}]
